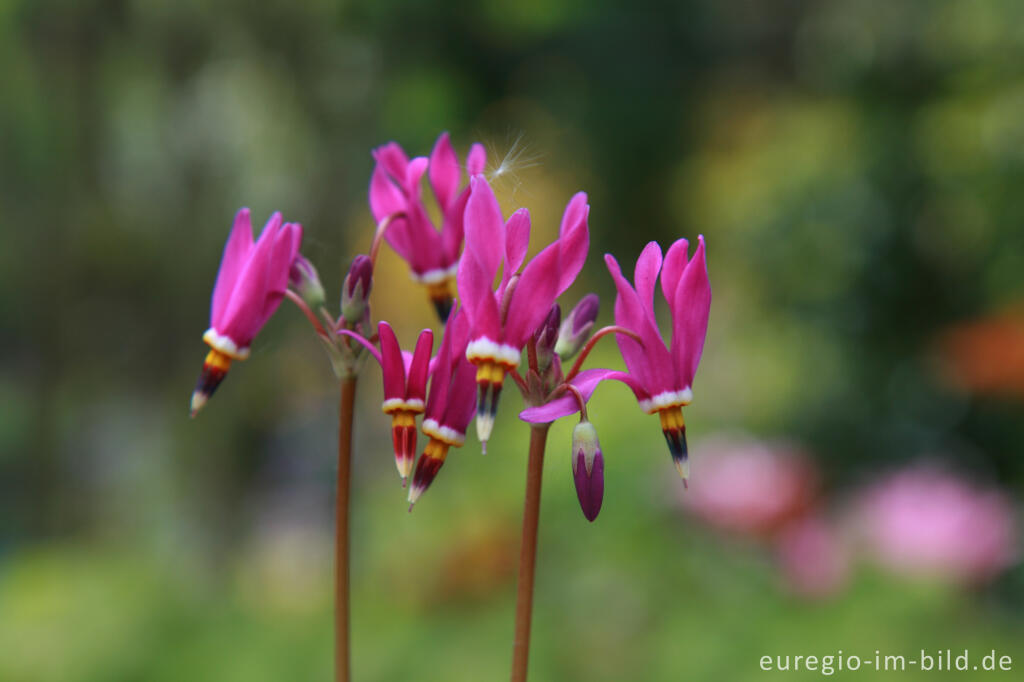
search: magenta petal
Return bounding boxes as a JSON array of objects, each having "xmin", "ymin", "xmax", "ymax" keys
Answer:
[
  {"xmin": 671, "ymin": 235, "xmax": 711, "ymax": 388},
  {"xmin": 429, "ymin": 132, "xmax": 461, "ymax": 210},
  {"xmin": 573, "ymin": 448, "xmax": 604, "ymax": 522},
  {"xmin": 633, "ymin": 241, "xmax": 663, "ymax": 322},
  {"xmin": 444, "ymin": 354, "xmax": 479, "ymax": 433},
  {"xmin": 660, "ymin": 238, "xmax": 690, "ymax": 310},
  {"xmin": 373, "ymin": 142, "xmax": 410, "ymax": 184},
  {"xmin": 211, "ymin": 208, "xmax": 255, "ymax": 327},
  {"xmin": 370, "ymin": 165, "xmax": 413, "ymax": 261},
  {"xmin": 518, "ymin": 368, "xmax": 644, "ymax": 423},
  {"xmin": 405, "ymin": 156, "xmax": 429, "ymax": 197},
  {"xmin": 466, "ymin": 143, "xmax": 486, "ymax": 175},
  {"xmin": 378, "ymin": 322, "xmax": 407, "ymax": 401},
  {"xmin": 604, "ymin": 253, "xmax": 663, "ymax": 395},
  {"xmin": 216, "ymin": 213, "xmax": 281, "ymax": 344},
  {"xmin": 407, "ymin": 328, "xmax": 434, "ymax": 403},
  {"xmin": 504, "ymin": 241, "xmax": 561, "ymax": 348},
  {"xmin": 440, "ymin": 187, "xmax": 471, "ymax": 267},
  {"xmin": 559, "ymin": 191, "xmax": 589, "ymax": 238},
  {"xmin": 463, "ymin": 175, "xmax": 505, "ymax": 279},
  {"xmin": 457, "ymin": 254, "xmax": 502, "ymax": 341},
  {"xmin": 258, "ymin": 221, "xmax": 302, "ymax": 327},
  {"xmin": 556, "ymin": 195, "xmax": 590, "ymax": 296},
  {"xmin": 503, "ymin": 208, "xmax": 531, "ymax": 280}
]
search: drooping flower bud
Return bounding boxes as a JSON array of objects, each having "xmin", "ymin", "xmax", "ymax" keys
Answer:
[
  {"xmin": 571, "ymin": 420, "xmax": 604, "ymax": 522},
  {"xmin": 340, "ymin": 254, "xmax": 373, "ymax": 324},
  {"xmin": 555, "ymin": 294, "xmax": 599, "ymax": 360},
  {"xmin": 533, "ymin": 304, "xmax": 561, "ymax": 373},
  {"xmin": 288, "ymin": 254, "xmax": 326, "ymax": 310}
]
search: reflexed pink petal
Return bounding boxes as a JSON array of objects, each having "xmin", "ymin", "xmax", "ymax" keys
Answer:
[
  {"xmin": 211, "ymin": 208, "xmax": 255, "ymax": 327},
  {"xmin": 518, "ymin": 368, "xmax": 645, "ymax": 423},
  {"xmin": 503, "ymin": 208, "xmax": 531, "ymax": 284},
  {"xmin": 440, "ymin": 187, "xmax": 471, "ymax": 266},
  {"xmin": 463, "ymin": 175, "xmax": 505, "ymax": 279},
  {"xmin": 426, "ymin": 314, "xmax": 460, "ymax": 420},
  {"xmin": 378, "ymin": 322, "xmax": 407, "ymax": 401},
  {"xmin": 671, "ymin": 236, "xmax": 711, "ymax": 388},
  {"xmin": 556, "ymin": 195, "xmax": 589, "ymax": 296},
  {"xmin": 634, "ymin": 241, "xmax": 663, "ymax": 321},
  {"xmin": 660, "ymin": 238, "xmax": 690, "ymax": 310},
  {"xmin": 407, "ymin": 328, "xmax": 434, "ymax": 403},
  {"xmin": 258, "ymin": 221, "xmax": 302, "ymax": 326},
  {"xmin": 369, "ymin": 164, "xmax": 413, "ymax": 261},
  {"xmin": 405, "ymin": 156, "xmax": 429, "ymax": 197},
  {"xmin": 444, "ymin": 355, "xmax": 479, "ymax": 432},
  {"xmin": 466, "ymin": 143, "xmax": 486, "ymax": 175},
  {"xmin": 429, "ymin": 132, "xmax": 461, "ymax": 209},
  {"xmin": 457, "ymin": 255, "xmax": 502, "ymax": 341},
  {"xmin": 505, "ymin": 241, "xmax": 561, "ymax": 348},
  {"xmin": 373, "ymin": 142, "xmax": 409, "ymax": 183},
  {"xmin": 216, "ymin": 213, "xmax": 281, "ymax": 344},
  {"xmin": 401, "ymin": 351, "xmax": 414, "ymax": 375},
  {"xmin": 559, "ymin": 192, "xmax": 589, "ymax": 238},
  {"xmin": 604, "ymin": 253, "xmax": 667, "ymax": 395},
  {"xmin": 402, "ymin": 203, "xmax": 444, "ymax": 273}
]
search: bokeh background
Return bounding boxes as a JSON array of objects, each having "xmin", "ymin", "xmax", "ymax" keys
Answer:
[{"xmin": 3, "ymin": 0, "xmax": 1024, "ymax": 680}]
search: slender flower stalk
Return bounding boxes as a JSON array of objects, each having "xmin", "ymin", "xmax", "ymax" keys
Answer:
[
  {"xmin": 335, "ymin": 377, "xmax": 356, "ymax": 682},
  {"xmin": 510, "ymin": 424, "xmax": 550, "ymax": 682}
]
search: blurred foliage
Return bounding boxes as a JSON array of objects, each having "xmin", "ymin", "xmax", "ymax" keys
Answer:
[{"xmin": 2, "ymin": 0, "xmax": 1024, "ymax": 680}]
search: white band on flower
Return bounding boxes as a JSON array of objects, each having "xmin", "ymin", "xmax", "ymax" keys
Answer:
[
  {"xmin": 638, "ymin": 388, "xmax": 693, "ymax": 414},
  {"xmin": 382, "ymin": 397, "xmax": 426, "ymax": 413},
  {"xmin": 411, "ymin": 264, "xmax": 459, "ymax": 285},
  {"xmin": 203, "ymin": 328, "xmax": 251, "ymax": 360},
  {"xmin": 422, "ymin": 418, "xmax": 465, "ymax": 446},
  {"xmin": 465, "ymin": 337, "xmax": 521, "ymax": 367}
]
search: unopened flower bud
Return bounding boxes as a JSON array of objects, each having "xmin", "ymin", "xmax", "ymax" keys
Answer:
[
  {"xmin": 571, "ymin": 420, "xmax": 604, "ymax": 522},
  {"xmin": 533, "ymin": 304, "xmax": 561, "ymax": 373},
  {"xmin": 340, "ymin": 254, "xmax": 373, "ymax": 324},
  {"xmin": 556, "ymin": 294, "xmax": 599, "ymax": 360},
  {"xmin": 288, "ymin": 255, "xmax": 326, "ymax": 309}
]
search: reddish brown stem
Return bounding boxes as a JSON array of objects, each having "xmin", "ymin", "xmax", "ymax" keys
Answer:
[
  {"xmin": 286, "ymin": 288, "xmax": 330, "ymax": 338},
  {"xmin": 335, "ymin": 377, "xmax": 357, "ymax": 682},
  {"xmin": 508, "ymin": 368, "xmax": 529, "ymax": 394},
  {"xmin": 565, "ymin": 325, "xmax": 643, "ymax": 381},
  {"xmin": 510, "ymin": 425, "xmax": 551, "ymax": 682},
  {"xmin": 369, "ymin": 212, "xmax": 404, "ymax": 268}
]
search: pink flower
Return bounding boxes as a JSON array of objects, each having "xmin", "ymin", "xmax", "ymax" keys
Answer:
[
  {"xmin": 369, "ymin": 133, "xmax": 486, "ymax": 320},
  {"xmin": 407, "ymin": 307, "xmax": 479, "ymax": 508},
  {"xmin": 852, "ymin": 466, "xmax": 1018, "ymax": 584},
  {"xmin": 378, "ymin": 322, "xmax": 433, "ymax": 484},
  {"xmin": 191, "ymin": 208, "xmax": 303, "ymax": 416},
  {"xmin": 776, "ymin": 516, "xmax": 850, "ymax": 598},
  {"xmin": 457, "ymin": 175, "xmax": 590, "ymax": 448},
  {"xmin": 519, "ymin": 239, "xmax": 710, "ymax": 482},
  {"xmin": 680, "ymin": 436, "xmax": 817, "ymax": 536}
]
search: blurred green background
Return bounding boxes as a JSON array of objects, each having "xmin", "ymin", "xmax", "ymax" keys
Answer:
[{"xmin": 3, "ymin": 0, "xmax": 1024, "ymax": 680}]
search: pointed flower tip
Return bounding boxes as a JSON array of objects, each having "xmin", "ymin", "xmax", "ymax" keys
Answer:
[
  {"xmin": 572, "ymin": 421, "xmax": 605, "ymax": 522},
  {"xmin": 556, "ymin": 293, "xmax": 599, "ymax": 360},
  {"xmin": 289, "ymin": 254, "xmax": 326, "ymax": 309},
  {"xmin": 189, "ymin": 392, "xmax": 206, "ymax": 418}
]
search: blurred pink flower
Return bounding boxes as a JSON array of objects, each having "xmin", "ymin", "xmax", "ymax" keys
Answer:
[
  {"xmin": 680, "ymin": 436, "xmax": 817, "ymax": 537},
  {"xmin": 776, "ymin": 516, "xmax": 850, "ymax": 598},
  {"xmin": 852, "ymin": 466, "xmax": 1018, "ymax": 584}
]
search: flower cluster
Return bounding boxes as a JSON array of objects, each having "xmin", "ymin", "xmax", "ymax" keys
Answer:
[{"xmin": 190, "ymin": 131, "xmax": 712, "ymax": 521}]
